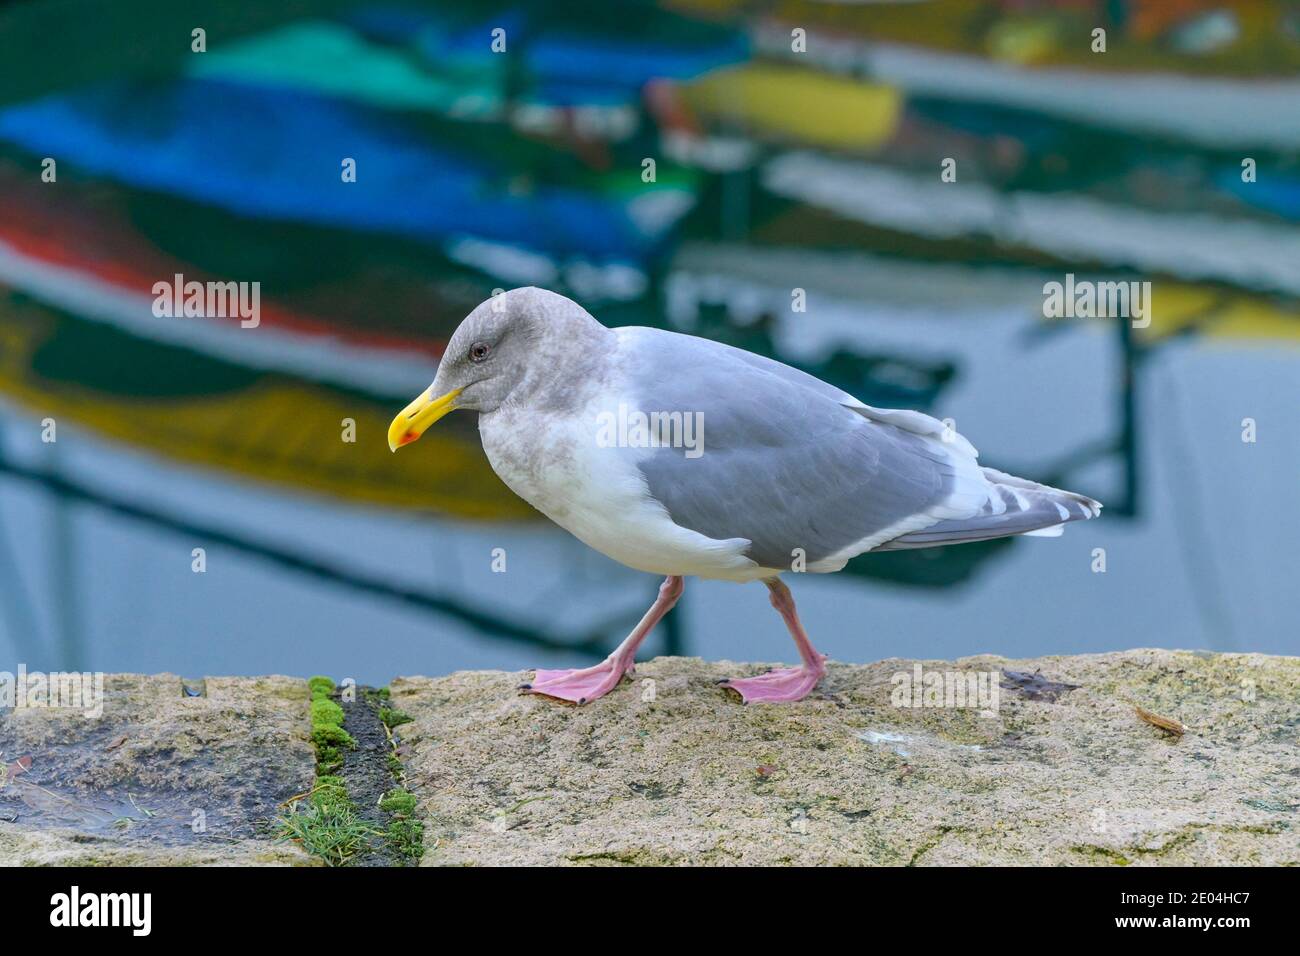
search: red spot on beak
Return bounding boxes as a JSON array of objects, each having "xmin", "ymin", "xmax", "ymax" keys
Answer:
[{"xmin": 398, "ymin": 431, "xmax": 419, "ymax": 447}]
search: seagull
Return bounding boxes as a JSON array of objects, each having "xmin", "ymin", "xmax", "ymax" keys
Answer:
[{"xmin": 388, "ymin": 288, "xmax": 1100, "ymax": 704}]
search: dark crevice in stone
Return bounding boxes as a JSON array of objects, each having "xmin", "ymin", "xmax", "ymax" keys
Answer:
[{"xmin": 334, "ymin": 687, "xmax": 414, "ymax": 867}]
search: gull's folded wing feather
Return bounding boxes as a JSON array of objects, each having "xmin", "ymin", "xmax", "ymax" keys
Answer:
[{"xmin": 617, "ymin": 327, "xmax": 990, "ymax": 571}]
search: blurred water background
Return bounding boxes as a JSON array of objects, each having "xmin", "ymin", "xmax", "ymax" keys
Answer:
[{"xmin": 0, "ymin": 0, "xmax": 1297, "ymax": 684}]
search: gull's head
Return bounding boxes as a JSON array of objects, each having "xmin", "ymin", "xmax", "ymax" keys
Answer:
[{"xmin": 388, "ymin": 287, "xmax": 600, "ymax": 451}]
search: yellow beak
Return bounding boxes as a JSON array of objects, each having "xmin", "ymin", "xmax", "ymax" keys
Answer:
[{"xmin": 387, "ymin": 387, "xmax": 462, "ymax": 451}]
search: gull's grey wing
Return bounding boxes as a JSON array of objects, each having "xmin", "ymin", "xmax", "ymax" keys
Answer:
[{"xmin": 617, "ymin": 327, "xmax": 990, "ymax": 570}]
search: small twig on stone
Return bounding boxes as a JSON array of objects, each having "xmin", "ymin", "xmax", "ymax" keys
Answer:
[{"xmin": 1134, "ymin": 704, "xmax": 1187, "ymax": 737}]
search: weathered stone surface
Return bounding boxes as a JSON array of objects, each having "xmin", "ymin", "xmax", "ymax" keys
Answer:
[
  {"xmin": 0, "ymin": 674, "xmax": 316, "ymax": 866},
  {"xmin": 0, "ymin": 827, "xmax": 310, "ymax": 866},
  {"xmin": 5, "ymin": 653, "xmax": 1295, "ymax": 866},
  {"xmin": 390, "ymin": 650, "xmax": 1300, "ymax": 866}
]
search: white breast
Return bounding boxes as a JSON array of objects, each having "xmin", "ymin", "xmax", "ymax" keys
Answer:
[{"xmin": 478, "ymin": 390, "xmax": 761, "ymax": 581}]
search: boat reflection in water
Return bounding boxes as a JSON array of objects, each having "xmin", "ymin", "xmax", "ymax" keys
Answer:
[{"xmin": 0, "ymin": 0, "xmax": 1297, "ymax": 681}]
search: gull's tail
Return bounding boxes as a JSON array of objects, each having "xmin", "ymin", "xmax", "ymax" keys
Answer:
[{"xmin": 875, "ymin": 467, "xmax": 1101, "ymax": 550}]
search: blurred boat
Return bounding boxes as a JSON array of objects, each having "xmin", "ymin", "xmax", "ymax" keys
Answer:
[
  {"xmin": 0, "ymin": 297, "xmax": 530, "ymax": 519},
  {"xmin": 680, "ymin": 63, "xmax": 901, "ymax": 151},
  {"xmin": 675, "ymin": 0, "xmax": 1300, "ymax": 149},
  {"xmin": 191, "ymin": 12, "xmax": 749, "ymax": 118},
  {"xmin": 759, "ymin": 151, "xmax": 1300, "ymax": 298},
  {"xmin": 0, "ymin": 79, "xmax": 701, "ymax": 275},
  {"xmin": 190, "ymin": 19, "xmax": 507, "ymax": 118},
  {"xmin": 0, "ymin": 161, "xmax": 442, "ymax": 398},
  {"xmin": 680, "ymin": 0, "xmax": 1300, "ymax": 75},
  {"xmin": 0, "ymin": 0, "xmax": 1293, "ymax": 588},
  {"xmin": 1217, "ymin": 168, "xmax": 1300, "ymax": 221}
]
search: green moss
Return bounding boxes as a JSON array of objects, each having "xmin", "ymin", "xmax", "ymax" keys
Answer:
[
  {"xmin": 307, "ymin": 676, "xmax": 335, "ymax": 699},
  {"xmin": 312, "ymin": 724, "xmax": 355, "ymax": 749},
  {"xmin": 387, "ymin": 819, "xmax": 424, "ymax": 862},
  {"xmin": 378, "ymin": 707, "xmax": 413, "ymax": 730},
  {"xmin": 311, "ymin": 697, "xmax": 345, "ymax": 727},
  {"xmin": 294, "ymin": 680, "xmax": 423, "ymax": 865},
  {"xmin": 310, "ymin": 776, "xmax": 349, "ymax": 811},
  {"xmin": 309, "ymin": 686, "xmax": 354, "ymax": 756},
  {"xmin": 380, "ymin": 788, "xmax": 423, "ymax": 862},
  {"xmin": 380, "ymin": 789, "xmax": 417, "ymax": 815},
  {"xmin": 287, "ymin": 676, "xmax": 383, "ymax": 865},
  {"xmin": 316, "ymin": 744, "xmax": 342, "ymax": 775},
  {"xmin": 304, "ymin": 676, "xmax": 352, "ymax": 778},
  {"xmin": 1070, "ymin": 844, "xmax": 1131, "ymax": 865}
]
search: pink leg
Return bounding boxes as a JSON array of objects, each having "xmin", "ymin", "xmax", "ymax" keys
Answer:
[
  {"xmin": 720, "ymin": 578, "xmax": 827, "ymax": 704},
  {"xmin": 522, "ymin": 575, "xmax": 683, "ymax": 705}
]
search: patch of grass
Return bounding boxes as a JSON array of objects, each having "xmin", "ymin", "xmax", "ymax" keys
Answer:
[
  {"xmin": 277, "ymin": 800, "xmax": 377, "ymax": 867},
  {"xmin": 308, "ymin": 675, "xmax": 335, "ymax": 699},
  {"xmin": 380, "ymin": 788, "xmax": 423, "ymax": 862}
]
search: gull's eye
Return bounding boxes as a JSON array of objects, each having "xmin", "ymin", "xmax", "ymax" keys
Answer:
[{"xmin": 469, "ymin": 342, "xmax": 490, "ymax": 363}]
